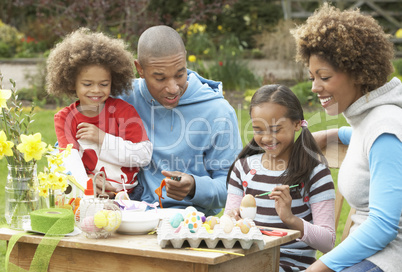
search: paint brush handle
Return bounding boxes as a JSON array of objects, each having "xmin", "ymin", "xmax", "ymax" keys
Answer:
[{"xmin": 255, "ymin": 184, "xmax": 299, "ymax": 197}]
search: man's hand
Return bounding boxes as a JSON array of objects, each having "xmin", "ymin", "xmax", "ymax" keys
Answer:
[
  {"xmin": 76, "ymin": 122, "xmax": 106, "ymax": 145},
  {"xmin": 161, "ymin": 170, "xmax": 195, "ymax": 201}
]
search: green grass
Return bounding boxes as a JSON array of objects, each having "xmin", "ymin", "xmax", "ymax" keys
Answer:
[{"xmin": 0, "ymin": 107, "xmax": 350, "ymax": 266}]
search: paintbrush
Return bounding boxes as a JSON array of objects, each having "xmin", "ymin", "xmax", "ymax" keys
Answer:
[{"xmin": 255, "ymin": 184, "xmax": 300, "ymax": 197}]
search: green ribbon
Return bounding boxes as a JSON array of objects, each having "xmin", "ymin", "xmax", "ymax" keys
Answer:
[{"xmin": 3, "ymin": 209, "xmax": 74, "ymax": 272}]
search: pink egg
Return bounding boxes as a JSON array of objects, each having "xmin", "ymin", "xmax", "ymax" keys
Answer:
[{"xmin": 80, "ymin": 216, "xmax": 101, "ymax": 233}]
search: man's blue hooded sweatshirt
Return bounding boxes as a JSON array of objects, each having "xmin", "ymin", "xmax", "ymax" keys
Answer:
[{"xmin": 119, "ymin": 70, "xmax": 242, "ymax": 216}]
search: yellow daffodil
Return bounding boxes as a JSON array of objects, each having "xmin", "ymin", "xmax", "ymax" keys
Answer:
[
  {"xmin": 218, "ymin": 25, "xmax": 223, "ymax": 31},
  {"xmin": 46, "ymin": 144, "xmax": 54, "ymax": 153},
  {"xmin": 17, "ymin": 133, "xmax": 47, "ymax": 162},
  {"xmin": 38, "ymin": 172, "xmax": 51, "ymax": 188},
  {"xmin": 188, "ymin": 55, "xmax": 197, "ymax": 63},
  {"xmin": 48, "ymin": 152, "xmax": 64, "ymax": 168},
  {"xmin": 47, "ymin": 172, "xmax": 58, "ymax": 186},
  {"xmin": 58, "ymin": 143, "xmax": 73, "ymax": 157},
  {"xmin": 0, "ymin": 89, "xmax": 11, "ymax": 109},
  {"xmin": 0, "ymin": 130, "xmax": 14, "ymax": 159},
  {"xmin": 38, "ymin": 185, "xmax": 49, "ymax": 197},
  {"xmin": 52, "ymin": 173, "xmax": 67, "ymax": 190}
]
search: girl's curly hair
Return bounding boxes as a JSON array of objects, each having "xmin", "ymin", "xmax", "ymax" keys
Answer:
[
  {"xmin": 291, "ymin": 3, "xmax": 394, "ymax": 93},
  {"xmin": 46, "ymin": 27, "xmax": 135, "ymax": 97}
]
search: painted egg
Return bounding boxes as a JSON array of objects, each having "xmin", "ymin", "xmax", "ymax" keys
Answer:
[
  {"xmin": 202, "ymin": 223, "xmax": 214, "ymax": 234},
  {"xmin": 220, "ymin": 214, "xmax": 235, "ymax": 233},
  {"xmin": 184, "ymin": 211, "xmax": 202, "ymax": 233},
  {"xmin": 240, "ymin": 194, "xmax": 256, "ymax": 208},
  {"xmin": 104, "ymin": 211, "xmax": 121, "ymax": 232},
  {"xmin": 115, "ymin": 191, "xmax": 129, "ymax": 201},
  {"xmin": 205, "ymin": 216, "xmax": 220, "ymax": 230},
  {"xmin": 184, "ymin": 206, "xmax": 197, "ymax": 217},
  {"xmin": 94, "ymin": 210, "xmax": 108, "ymax": 228},
  {"xmin": 240, "ymin": 194, "xmax": 257, "ymax": 219},
  {"xmin": 81, "ymin": 216, "xmax": 100, "ymax": 233},
  {"xmin": 236, "ymin": 218, "xmax": 254, "ymax": 234},
  {"xmin": 169, "ymin": 212, "xmax": 184, "ymax": 228}
]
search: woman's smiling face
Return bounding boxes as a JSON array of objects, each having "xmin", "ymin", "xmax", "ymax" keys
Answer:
[{"xmin": 309, "ymin": 55, "xmax": 362, "ymax": 115}]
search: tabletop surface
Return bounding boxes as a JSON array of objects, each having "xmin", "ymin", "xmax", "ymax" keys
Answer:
[{"xmin": 0, "ymin": 227, "xmax": 300, "ymax": 265}]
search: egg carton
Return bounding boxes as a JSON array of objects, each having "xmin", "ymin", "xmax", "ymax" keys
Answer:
[{"xmin": 157, "ymin": 218, "xmax": 265, "ymax": 250}]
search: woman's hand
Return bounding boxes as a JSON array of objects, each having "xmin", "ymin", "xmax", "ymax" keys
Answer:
[
  {"xmin": 312, "ymin": 128, "xmax": 339, "ymax": 150},
  {"xmin": 306, "ymin": 260, "xmax": 334, "ymax": 272}
]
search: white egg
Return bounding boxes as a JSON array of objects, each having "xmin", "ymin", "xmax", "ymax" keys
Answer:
[
  {"xmin": 220, "ymin": 214, "xmax": 235, "ymax": 233},
  {"xmin": 240, "ymin": 206, "xmax": 257, "ymax": 220},
  {"xmin": 240, "ymin": 194, "xmax": 257, "ymax": 219}
]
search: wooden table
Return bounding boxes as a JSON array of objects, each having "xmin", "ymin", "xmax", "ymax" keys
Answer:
[{"xmin": 0, "ymin": 227, "xmax": 300, "ymax": 272}]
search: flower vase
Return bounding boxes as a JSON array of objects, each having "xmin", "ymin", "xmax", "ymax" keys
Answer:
[{"xmin": 5, "ymin": 164, "xmax": 39, "ymax": 230}]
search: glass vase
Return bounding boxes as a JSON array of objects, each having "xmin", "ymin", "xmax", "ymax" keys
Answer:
[{"xmin": 5, "ymin": 164, "xmax": 39, "ymax": 230}]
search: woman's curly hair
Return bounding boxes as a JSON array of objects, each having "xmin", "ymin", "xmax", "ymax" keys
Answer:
[
  {"xmin": 46, "ymin": 27, "xmax": 135, "ymax": 97},
  {"xmin": 291, "ymin": 3, "xmax": 394, "ymax": 93}
]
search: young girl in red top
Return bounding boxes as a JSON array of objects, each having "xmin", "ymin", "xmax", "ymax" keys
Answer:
[{"xmin": 46, "ymin": 28, "xmax": 152, "ymax": 199}]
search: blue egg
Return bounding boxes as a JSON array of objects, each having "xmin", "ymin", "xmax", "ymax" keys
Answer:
[{"xmin": 169, "ymin": 212, "xmax": 184, "ymax": 228}]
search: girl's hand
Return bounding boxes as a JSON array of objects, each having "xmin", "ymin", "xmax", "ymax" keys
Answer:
[
  {"xmin": 269, "ymin": 185, "xmax": 294, "ymax": 224},
  {"xmin": 270, "ymin": 185, "xmax": 304, "ymax": 237},
  {"xmin": 76, "ymin": 122, "xmax": 106, "ymax": 145},
  {"xmin": 88, "ymin": 174, "xmax": 117, "ymax": 198},
  {"xmin": 226, "ymin": 208, "xmax": 241, "ymax": 221}
]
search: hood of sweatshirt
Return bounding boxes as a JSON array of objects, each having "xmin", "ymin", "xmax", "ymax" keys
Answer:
[
  {"xmin": 344, "ymin": 77, "xmax": 402, "ymax": 125},
  {"xmin": 137, "ymin": 69, "xmax": 223, "ymax": 107},
  {"xmin": 134, "ymin": 69, "xmax": 224, "ymax": 131}
]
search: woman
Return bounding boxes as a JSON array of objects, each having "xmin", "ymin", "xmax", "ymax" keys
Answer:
[{"xmin": 292, "ymin": 3, "xmax": 402, "ymax": 272}]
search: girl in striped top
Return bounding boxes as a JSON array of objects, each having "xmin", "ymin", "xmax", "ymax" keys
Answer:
[{"xmin": 225, "ymin": 84, "xmax": 336, "ymax": 271}]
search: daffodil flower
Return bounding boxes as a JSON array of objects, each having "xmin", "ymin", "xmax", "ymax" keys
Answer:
[
  {"xmin": 16, "ymin": 133, "xmax": 47, "ymax": 162},
  {"xmin": 0, "ymin": 89, "xmax": 11, "ymax": 109},
  {"xmin": 0, "ymin": 130, "xmax": 14, "ymax": 159},
  {"xmin": 54, "ymin": 174, "xmax": 68, "ymax": 190},
  {"xmin": 38, "ymin": 185, "xmax": 49, "ymax": 197}
]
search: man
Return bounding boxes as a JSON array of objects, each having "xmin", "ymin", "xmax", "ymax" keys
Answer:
[{"xmin": 120, "ymin": 25, "xmax": 242, "ymax": 216}]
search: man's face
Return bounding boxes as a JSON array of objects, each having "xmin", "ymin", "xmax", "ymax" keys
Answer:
[{"xmin": 136, "ymin": 52, "xmax": 189, "ymax": 109}]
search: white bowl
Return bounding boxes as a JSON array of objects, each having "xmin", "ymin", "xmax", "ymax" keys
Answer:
[
  {"xmin": 117, "ymin": 200, "xmax": 147, "ymax": 212},
  {"xmin": 146, "ymin": 208, "xmax": 186, "ymax": 220},
  {"xmin": 117, "ymin": 211, "xmax": 160, "ymax": 235}
]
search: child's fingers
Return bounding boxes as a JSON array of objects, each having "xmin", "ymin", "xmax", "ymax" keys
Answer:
[{"xmin": 77, "ymin": 122, "xmax": 90, "ymax": 129}]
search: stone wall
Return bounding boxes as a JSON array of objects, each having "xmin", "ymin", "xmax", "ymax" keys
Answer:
[{"xmin": 0, "ymin": 58, "xmax": 307, "ymax": 90}]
